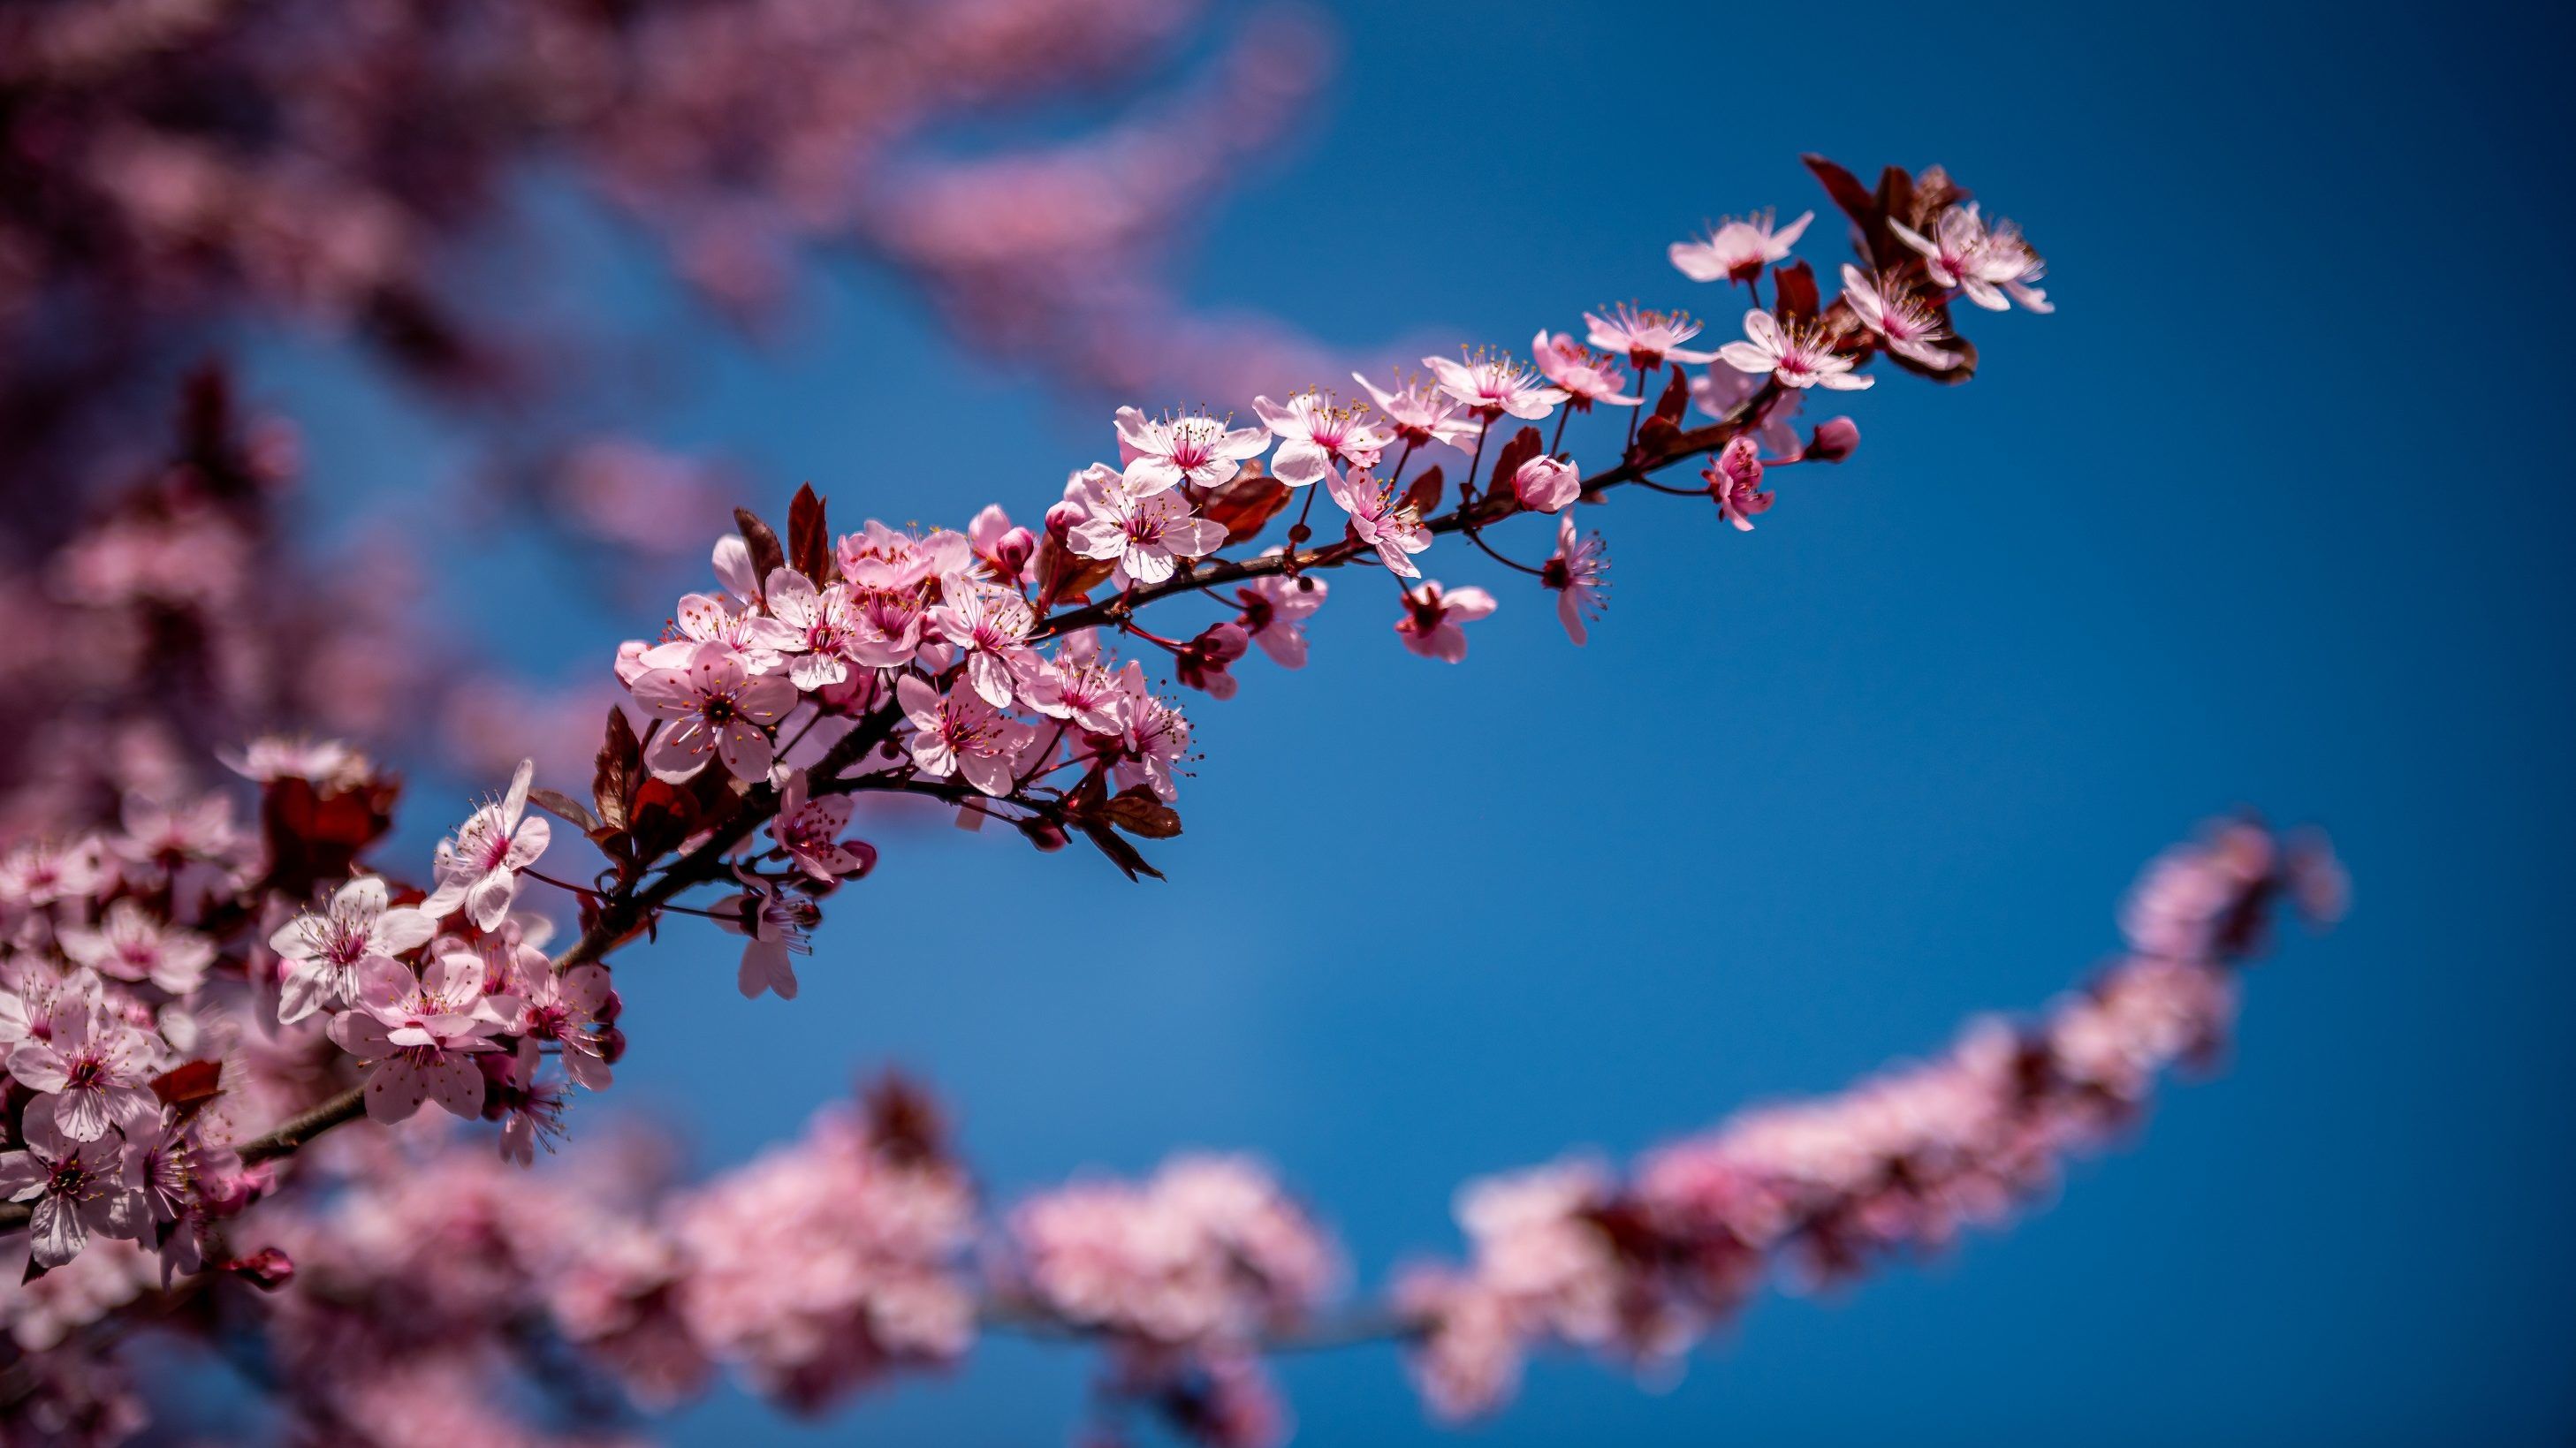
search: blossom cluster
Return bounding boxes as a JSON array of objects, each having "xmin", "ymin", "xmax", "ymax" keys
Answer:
[
  {"xmin": 0, "ymin": 818, "xmax": 2340, "ymax": 1448},
  {"xmin": 581, "ymin": 155, "xmax": 2049, "ymax": 998},
  {"xmin": 1394, "ymin": 821, "xmax": 2345, "ymax": 1420},
  {"xmin": 0, "ymin": 730, "xmax": 638, "ymax": 1294}
]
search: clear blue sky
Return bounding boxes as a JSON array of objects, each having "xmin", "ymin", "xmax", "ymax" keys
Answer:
[{"xmin": 256, "ymin": 0, "xmax": 2573, "ymax": 1442}]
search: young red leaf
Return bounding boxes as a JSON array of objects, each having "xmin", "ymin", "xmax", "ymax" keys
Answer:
[
  {"xmin": 1401, "ymin": 463, "xmax": 1444, "ymax": 518},
  {"xmin": 1101, "ymin": 787, "xmax": 1183, "ymax": 839},
  {"xmin": 734, "ymin": 506, "xmax": 786, "ymax": 590},
  {"xmin": 1488, "ymin": 426, "xmax": 1542, "ymax": 495},
  {"xmin": 1802, "ymin": 153, "xmax": 1880, "ymax": 230},
  {"xmin": 150, "ymin": 1059, "xmax": 224, "ymax": 1110},
  {"xmin": 1772, "ymin": 261, "xmax": 1820, "ymax": 322},
  {"xmin": 528, "ymin": 786, "xmax": 599, "ymax": 834},
  {"xmin": 786, "ymin": 483, "xmax": 831, "ymax": 584},
  {"xmin": 593, "ymin": 706, "xmax": 642, "ymax": 831},
  {"xmin": 1200, "ymin": 466, "xmax": 1293, "ymax": 544}
]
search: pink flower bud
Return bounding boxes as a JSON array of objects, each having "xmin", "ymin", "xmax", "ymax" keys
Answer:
[
  {"xmin": 1043, "ymin": 500, "xmax": 1087, "ymax": 539},
  {"xmin": 221, "ymin": 1248, "xmax": 297, "ymax": 1291},
  {"xmin": 1512, "ymin": 455, "xmax": 1581, "ymax": 514},
  {"xmin": 991, "ymin": 526, "xmax": 1037, "ymax": 576},
  {"xmin": 1803, "ymin": 417, "xmax": 1859, "ymax": 463}
]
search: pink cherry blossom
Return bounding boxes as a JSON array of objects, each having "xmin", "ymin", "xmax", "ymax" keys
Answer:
[
  {"xmin": 670, "ymin": 1097, "xmax": 976, "ymax": 1399},
  {"xmin": 1326, "ymin": 468, "xmax": 1432, "ymax": 578},
  {"xmin": 1582, "ymin": 304, "xmax": 1716, "ymax": 368},
  {"xmin": 835, "ymin": 519, "xmax": 973, "ymax": 594},
  {"xmin": 110, "ymin": 793, "xmax": 245, "ymax": 891},
  {"xmin": 631, "ymin": 642, "xmax": 798, "ymax": 785},
  {"xmin": 1235, "ymin": 571, "xmax": 1326, "ymax": 669},
  {"xmin": 1351, "ymin": 369, "xmax": 1483, "ymax": 454},
  {"xmin": 1668, "ymin": 208, "xmax": 1813, "ymax": 283},
  {"xmin": 221, "ymin": 736, "xmax": 373, "ymax": 791},
  {"xmin": 1512, "ymin": 454, "xmax": 1582, "ymax": 514},
  {"xmin": 512, "ymin": 962, "xmax": 617, "ymax": 1091},
  {"xmin": 1717, "ymin": 309, "xmax": 1874, "ymax": 391},
  {"xmin": 710, "ymin": 533, "xmax": 762, "ymax": 602},
  {"xmin": 1250, "ymin": 390, "xmax": 1389, "ymax": 487},
  {"xmin": 1705, "ymin": 436, "xmax": 1774, "ymax": 532},
  {"xmin": 897, "ymin": 675, "xmax": 1034, "ymax": 797},
  {"xmin": 1008, "ymin": 1154, "xmax": 1339, "ymax": 1348},
  {"xmin": 422, "ymin": 758, "xmax": 551, "ymax": 930},
  {"xmin": 1423, "ymin": 352, "xmax": 1568, "ymax": 422},
  {"xmin": 1113, "ymin": 406, "xmax": 1270, "ymax": 496},
  {"xmin": 770, "ymin": 772, "xmax": 876, "ymax": 883},
  {"xmin": 1838, "ymin": 264, "xmax": 1963, "ymax": 368},
  {"xmin": 1541, "ymin": 514, "xmax": 1611, "ymax": 645},
  {"xmin": 1111, "ymin": 669, "xmax": 1193, "ymax": 801},
  {"xmin": 1174, "ymin": 622, "xmax": 1250, "ymax": 701},
  {"xmin": 1025, "ymin": 634, "xmax": 1133, "ymax": 734},
  {"xmin": 326, "ymin": 954, "xmax": 516, "ymax": 1124},
  {"xmin": 0, "ymin": 962, "xmax": 101, "ymax": 1051},
  {"xmin": 7, "ymin": 1007, "xmax": 160, "ymax": 1142},
  {"xmin": 764, "ymin": 568, "xmax": 876, "ymax": 689},
  {"xmin": 642, "ymin": 590, "xmax": 805, "ymax": 675},
  {"xmin": 1530, "ymin": 331, "xmax": 1640, "ymax": 412},
  {"xmin": 268, "ymin": 876, "xmax": 437, "ymax": 1025},
  {"xmin": 0, "ymin": 1113, "xmax": 143, "ymax": 1268},
  {"xmin": 1065, "ymin": 474, "xmax": 1229, "ymax": 587},
  {"xmin": 713, "ymin": 871, "xmax": 818, "ymax": 1001},
  {"xmin": 1889, "ymin": 203, "xmax": 2052, "ymax": 313},
  {"xmin": 1691, "ymin": 365, "xmax": 1805, "ymax": 455},
  {"xmin": 1394, "ymin": 580, "xmax": 1498, "ymax": 663},
  {"xmin": 0, "ymin": 838, "xmax": 108, "ymax": 911},
  {"xmin": 841, "ymin": 583, "xmax": 932, "ymax": 670},
  {"xmin": 927, "ymin": 576, "xmax": 1040, "ymax": 708},
  {"xmin": 57, "ymin": 900, "xmax": 213, "ymax": 994}
]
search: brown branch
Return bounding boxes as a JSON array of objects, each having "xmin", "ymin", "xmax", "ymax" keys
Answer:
[{"xmin": 978, "ymin": 1295, "xmax": 1424, "ymax": 1355}]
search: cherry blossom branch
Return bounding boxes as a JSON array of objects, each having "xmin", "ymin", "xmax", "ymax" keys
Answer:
[
  {"xmin": 0, "ymin": 708, "xmax": 914, "ymax": 1242},
  {"xmin": 1035, "ymin": 406, "xmax": 1762, "ymax": 643},
  {"xmin": 554, "ymin": 700, "xmax": 908, "ymax": 973}
]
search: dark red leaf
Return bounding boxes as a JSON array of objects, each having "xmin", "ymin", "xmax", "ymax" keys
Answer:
[
  {"xmin": 1488, "ymin": 427, "xmax": 1542, "ymax": 495},
  {"xmin": 259, "ymin": 775, "xmax": 399, "ymax": 899},
  {"xmin": 1802, "ymin": 154, "xmax": 1879, "ymax": 230},
  {"xmin": 1077, "ymin": 822, "xmax": 1166, "ymax": 882},
  {"xmin": 1401, "ymin": 463, "xmax": 1444, "ymax": 518},
  {"xmin": 734, "ymin": 506, "xmax": 786, "ymax": 592},
  {"xmin": 1101, "ymin": 787, "xmax": 1183, "ymax": 839},
  {"xmin": 593, "ymin": 707, "xmax": 641, "ymax": 831},
  {"xmin": 1036, "ymin": 535, "xmax": 1115, "ymax": 610},
  {"xmin": 528, "ymin": 787, "xmax": 598, "ymax": 833},
  {"xmin": 1199, "ymin": 465, "xmax": 1293, "ymax": 544},
  {"xmin": 1772, "ymin": 261, "xmax": 1820, "ymax": 323},
  {"xmin": 150, "ymin": 1059, "xmax": 224, "ymax": 1110},
  {"xmin": 787, "ymin": 483, "xmax": 831, "ymax": 583},
  {"xmin": 1652, "ymin": 365, "xmax": 1690, "ymax": 425}
]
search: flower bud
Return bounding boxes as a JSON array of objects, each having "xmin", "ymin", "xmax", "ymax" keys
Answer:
[
  {"xmin": 1803, "ymin": 417, "xmax": 1859, "ymax": 463},
  {"xmin": 1512, "ymin": 455, "xmax": 1581, "ymax": 514},
  {"xmin": 221, "ymin": 1248, "xmax": 297, "ymax": 1291},
  {"xmin": 991, "ymin": 526, "xmax": 1037, "ymax": 578}
]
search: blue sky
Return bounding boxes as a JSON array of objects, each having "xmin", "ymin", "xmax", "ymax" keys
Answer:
[{"xmin": 254, "ymin": 0, "xmax": 2574, "ymax": 1442}]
